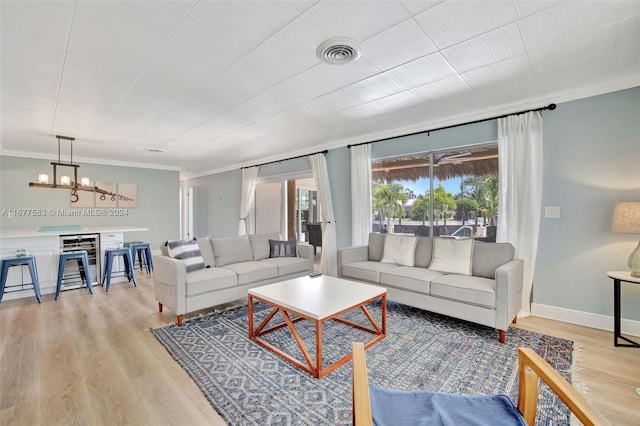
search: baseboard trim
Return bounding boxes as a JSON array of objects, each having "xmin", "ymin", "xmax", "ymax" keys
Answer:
[{"xmin": 531, "ymin": 303, "xmax": 640, "ymax": 337}]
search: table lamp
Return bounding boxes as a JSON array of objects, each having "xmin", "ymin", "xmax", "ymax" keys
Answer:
[{"xmin": 612, "ymin": 201, "xmax": 640, "ymax": 277}]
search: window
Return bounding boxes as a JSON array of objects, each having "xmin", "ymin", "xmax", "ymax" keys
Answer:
[{"xmin": 371, "ymin": 144, "xmax": 498, "ymax": 241}]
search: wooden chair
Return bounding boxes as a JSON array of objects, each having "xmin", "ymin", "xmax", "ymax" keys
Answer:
[{"xmin": 352, "ymin": 342, "xmax": 610, "ymax": 426}]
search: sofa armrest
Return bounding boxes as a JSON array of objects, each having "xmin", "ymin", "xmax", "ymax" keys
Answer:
[
  {"xmin": 494, "ymin": 258, "xmax": 524, "ymax": 331},
  {"xmin": 153, "ymin": 254, "xmax": 187, "ymax": 315},
  {"xmin": 337, "ymin": 246, "xmax": 368, "ymax": 277},
  {"xmin": 296, "ymin": 243, "xmax": 315, "ymax": 272}
]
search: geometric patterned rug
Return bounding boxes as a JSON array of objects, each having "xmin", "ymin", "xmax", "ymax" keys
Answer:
[{"xmin": 151, "ymin": 301, "xmax": 574, "ymax": 426}]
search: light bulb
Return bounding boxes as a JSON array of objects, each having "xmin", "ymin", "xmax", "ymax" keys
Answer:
[
  {"xmin": 61, "ymin": 176, "xmax": 71, "ymax": 185},
  {"xmin": 38, "ymin": 174, "xmax": 49, "ymax": 184},
  {"xmin": 81, "ymin": 177, "xmax": 90, "ymax": 186}
]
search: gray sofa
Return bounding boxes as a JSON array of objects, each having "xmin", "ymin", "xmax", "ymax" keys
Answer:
[
  {"xmin": 153, "ymin": 233, "xmax": 314, "ymax": 325},
  {"xmin": 337, "ymin": 233, "xmax": 523, "ymax": 342}
]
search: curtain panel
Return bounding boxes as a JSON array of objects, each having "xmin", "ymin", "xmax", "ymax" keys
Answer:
[
  {"xmin": 309, "ymin": 153, "xmax": 337, "ymax": 276},
  {"xmin": 351, "ymin": 144, "xmax": 372, "ymax": 246},
  {"xmin": 238, "ymin": 166, "xmax": 259, "ymax": 235},
  {"xmin": 497, "ymin": 112, "xmax": 543, "ymax": 317}
]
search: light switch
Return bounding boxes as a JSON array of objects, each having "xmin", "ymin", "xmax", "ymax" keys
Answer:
[{"xmin": 545, "ymin": 206, "xmax": 561, "ymax": 218}]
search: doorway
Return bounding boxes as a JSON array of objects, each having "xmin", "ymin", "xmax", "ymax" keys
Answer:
[{"xmin": 254, "ymin": 173, "xmax": 320, "ymax": 242}]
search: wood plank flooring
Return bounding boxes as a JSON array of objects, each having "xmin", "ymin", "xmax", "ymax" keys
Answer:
[{"xmin": 1, "ymin": 272, "xmax": 638, "ymax": 425}]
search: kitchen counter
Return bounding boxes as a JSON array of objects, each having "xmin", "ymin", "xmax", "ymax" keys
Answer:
[
  {"xmin": 0, "ymin": 225, "xmax": 147, "ymax": 239},
  {"xmin": 0, "ymin": 226, "xmax": 148, "ymax": 301}
]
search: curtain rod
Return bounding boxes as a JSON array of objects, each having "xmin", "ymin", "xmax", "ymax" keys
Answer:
[
  {"xmin": 347, "ymin": 103, "xmax": 556, "ymax": 149},
  {"xmin": 241, "ymin": 149, "xmax": 328, "ymax": 169}
]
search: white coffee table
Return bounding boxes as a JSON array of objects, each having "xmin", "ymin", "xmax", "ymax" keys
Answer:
[{"xmin": 248, "ymin": 275, "xmax": 386, "ymax": 378}]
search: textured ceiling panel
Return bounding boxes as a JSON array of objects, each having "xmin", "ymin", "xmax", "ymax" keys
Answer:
[{"xmin": 0, "ymin": 0, "xmax": 638, "ymax": 175}]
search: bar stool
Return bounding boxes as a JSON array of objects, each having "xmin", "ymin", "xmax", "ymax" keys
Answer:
[
  {"xmin": 56, "ymin": 250, "xmax": 93, "ymax": 300},
  {"xmin": 127, "ymin": 242, "xmax": 154, "ymax": 274},
  {"xmin": 101, "ymin": 247, "xmax": 137, "ymax": 291},
  {"xmin": 0, "ymin": 255, "xmax": 42, "ymax": 303}
]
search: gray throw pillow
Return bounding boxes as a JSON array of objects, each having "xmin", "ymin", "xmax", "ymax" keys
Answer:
[
  {"xmin": 368, "ymin": 233, "xmax": 386, "ymax": 261},
  {"xmin": 269, "ymin": 239, "xmax": 297, "ymax": 258}
]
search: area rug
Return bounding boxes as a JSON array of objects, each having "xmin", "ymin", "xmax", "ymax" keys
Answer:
[{"xmin": 152, "ymin": 301, "xmax": 574, "ymax": 426}]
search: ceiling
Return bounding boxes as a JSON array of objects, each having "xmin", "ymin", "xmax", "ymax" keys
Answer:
[{"xmin": 1, "ymin": 1, "xmax": 638, "ymax": 179}]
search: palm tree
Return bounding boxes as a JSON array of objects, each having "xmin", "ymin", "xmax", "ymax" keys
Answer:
[
  {"xmin": 461, "ymin": 175, "xmax": 499, "ymax": 226},
  {"xmin": 410, "ymin": 195, "xmax": 430, "ymax": 225},
  {"xmin": 372, "ymin": 182, "xmax": 408, "ymax": 231}
]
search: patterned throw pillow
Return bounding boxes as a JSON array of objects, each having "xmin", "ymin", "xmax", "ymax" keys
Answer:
[
  {"xmin": 268, "ymin": 239, "xmax": 297, "ymax": 258},
  {"xmin": 166, "ymin": 239, "xmax": 206, "ymax": 272}
]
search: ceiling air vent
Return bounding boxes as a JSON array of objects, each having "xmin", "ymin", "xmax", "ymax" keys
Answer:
[{"xmin": 316, "ymin": 38, "xmax": 361, "ymax": 65}]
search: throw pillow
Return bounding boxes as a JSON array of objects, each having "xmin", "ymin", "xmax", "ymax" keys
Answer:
[
  {"xmin": 269, "ymin": 239, "xmax": 297, "ymax": 258},
  {"xmin": 380, "ymin": 234, "xmax": 418, "ymax": 267},
  {"xmin": 428, "ymin": 238, "xmax": 474, "ymax": 275},
  {"xmin": 368, "ymin": 232, "xmax": 386, "ymax": 261},
  {"xmin": 167, "ymin": 239, "xmax": 206, "ymax": 272}
]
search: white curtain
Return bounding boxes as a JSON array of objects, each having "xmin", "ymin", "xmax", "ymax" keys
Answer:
[
  {"xmin": 497, "ymin": 112, "xmax": 543, "ymax": 317},
  {"xmin": 351, "ymin": 144, "xmax": 372, "ymax": 246},
  {"xmin": 238, "ymin": 166, "xmax": 259, "ymax": 235},
  {"xmin": 309, "ymin": 153, "xmax": 337, "ymax": 276}
]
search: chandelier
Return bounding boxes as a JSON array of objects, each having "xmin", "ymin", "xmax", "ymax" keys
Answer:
[{"xmin": 28, "ymin": 135, "xmax": 120, "ymax": 203}]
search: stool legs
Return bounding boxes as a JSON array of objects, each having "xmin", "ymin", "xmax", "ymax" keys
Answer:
[
  {"xmin": 27, "ymin": 259, "xmax": 42, "ymax": 303},
  {"xmin": 0, "ymin": 257, "xmax": 41, "ymax": 303},
  {"xmin": 103, "ymin": 249, "xmax": 136, "ymax": 292},
  {"xmin": 128, "ymin": 243, "xmax": 153, "ymax": 275},
  {"xmin": 56, "ymin": 251, "xmax": 92, "ymax": 300}
]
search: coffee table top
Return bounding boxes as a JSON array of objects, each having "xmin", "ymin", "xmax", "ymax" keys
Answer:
[{"xmin": 248, "ymin": 275, "xmax": 386, "ymax": 320}]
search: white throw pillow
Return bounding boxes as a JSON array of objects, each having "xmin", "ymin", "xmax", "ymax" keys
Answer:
[
  {"xmin": 429, "ymin": 238, "xmax": 474, "ymax": 275},
  {"xmin": 380, "ymin": 234, "xmax": 418, "ymax": 267}
]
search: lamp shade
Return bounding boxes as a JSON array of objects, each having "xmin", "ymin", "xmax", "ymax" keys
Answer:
[{"xmin": 612, "ymin": 202, "xmax": 640, "ymax": 234}]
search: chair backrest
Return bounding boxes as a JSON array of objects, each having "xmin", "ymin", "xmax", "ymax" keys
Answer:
[{"xmin": 351, "ymin": 342, "xmax": 610, "ymax": 426}]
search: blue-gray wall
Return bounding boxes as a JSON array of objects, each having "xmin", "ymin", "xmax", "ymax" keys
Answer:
[
  {"xmin": 185, "ymin": 87, "xmax": 640, "ymax": 322},
  {"xmin": 536, "ymin": 87, "xmax": 640, "ymax": 319},
  {"xmin": 0, "ymin": 156, "xmax": 180, "ymax": 248}
]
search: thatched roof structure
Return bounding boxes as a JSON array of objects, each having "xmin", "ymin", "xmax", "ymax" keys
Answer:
[{"xmin": 372, "ymin": 146, "xmax": 498, "ymax": 182}]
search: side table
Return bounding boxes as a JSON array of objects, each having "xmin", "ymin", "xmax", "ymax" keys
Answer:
[{"xmin": 607, "ymin": 271, "xmax": 640, "ymax": 347}]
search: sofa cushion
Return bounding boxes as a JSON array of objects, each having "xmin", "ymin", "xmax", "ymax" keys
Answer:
[
  {"xmin": 472, "ymin": 241, "xmax": 515, "ymax": 279},
  {"xmin": 222, "ymin": 261, "xmax": 278, "ymax": 285},
  {"xmin": 380, "ymin": 234, "xmax": 418, "ymax": 267},
  {"xmin": 166, "ymin": 239, "xmax": 205, "ymax": 272},
  {"xmin": 212, "ymin": 236, "xmax": 254, "ymax": 267},
  {"xmin": 269, "ymin": 239, "xmax": 297, "ymax": 258},
  {"xmin": 185, "ymin": 267, "xmax": 237, "ymax": 297},
  {"xmin": 368, "ymin": 233, "xmax": 386, "ymax": 261},
  {"xmin": 249, "ymin": 232, "xmax": 281, "ymax": 260},
  {"xmin": 429, "ymin": 238, "xmax": 473, "ymax": 275},
  {"xmin": 430, "ymin": 274, "xmax": 496, "ymax": 308},
  {"xmin": 380, "ymin": 266, "xmax": 444, "ymax": 295},
  {"xmin": 414, "ymin": 236, "xmax": 434, "ymax": 268},
  {"xmin": 196, "ymin": 237, "xmax": 215, "ymax": 268},
  {"xmin": 341, "ymin": 261, "xmax": 401, "ymax": 284},
  {"xmin": 261, "ymin": 257, "xmax": 310, "ymax": 276}
]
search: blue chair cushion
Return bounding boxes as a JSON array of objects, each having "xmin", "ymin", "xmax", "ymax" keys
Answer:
[{"xmin": 369, "ymin": 386, "xmax": 526, "ymax": 426}]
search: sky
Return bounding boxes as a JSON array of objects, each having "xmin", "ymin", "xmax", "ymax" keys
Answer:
[{"xmin": 396, "ymin": 177, "xmax": 462, "ymax": 198}]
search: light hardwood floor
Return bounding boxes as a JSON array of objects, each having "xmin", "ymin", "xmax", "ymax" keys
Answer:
[{"xmin": 1, "ymin": 272, "xmax": 638, "ymax": 425}]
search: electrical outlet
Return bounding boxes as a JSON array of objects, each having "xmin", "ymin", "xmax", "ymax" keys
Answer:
[{"xmin": 545, "ymin": 206, "xmax": 561, "ymax": 218}]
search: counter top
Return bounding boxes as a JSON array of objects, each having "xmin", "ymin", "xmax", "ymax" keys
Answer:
[{"xmin": 0, "ymin": 226, "xmax": 148, "ymax": 239}]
